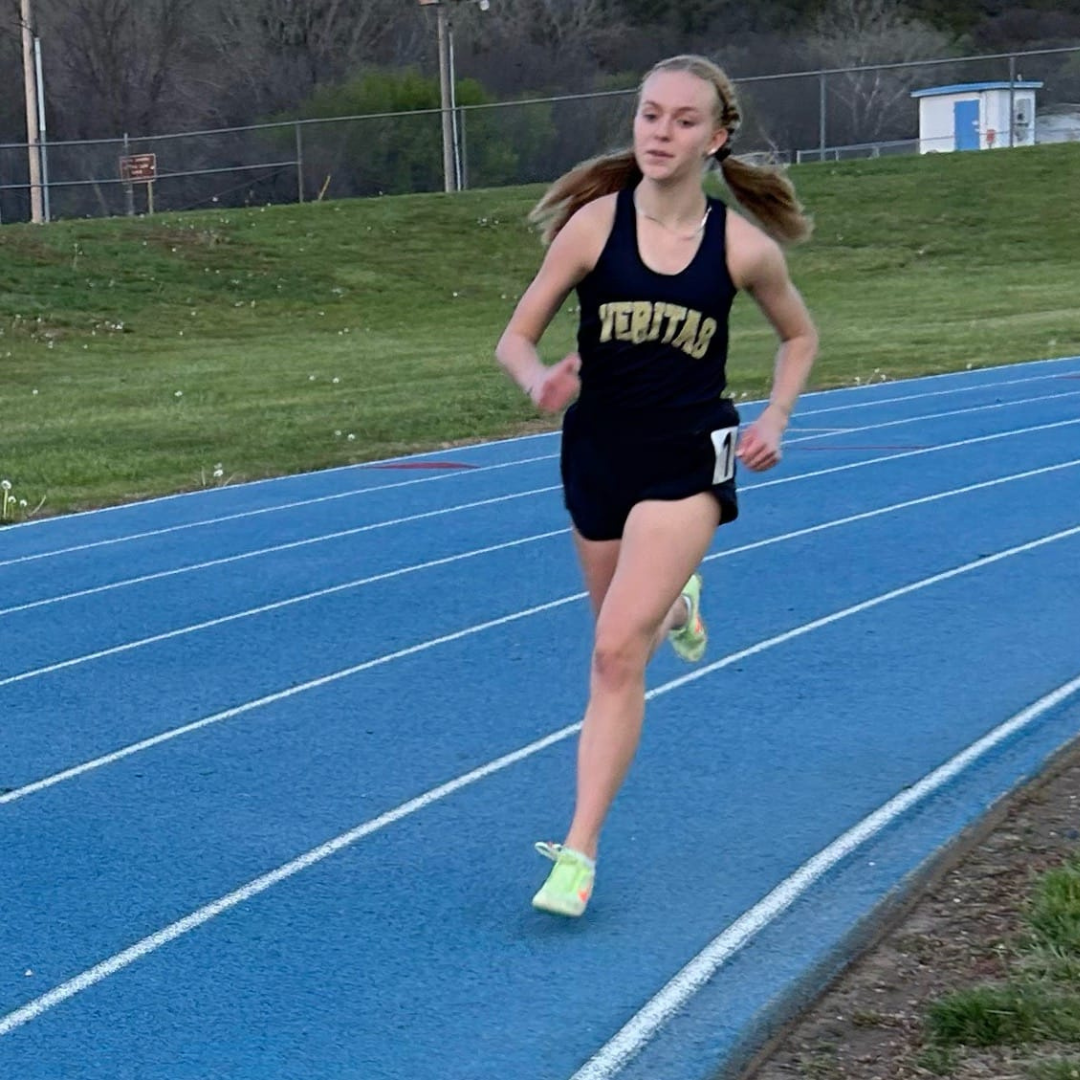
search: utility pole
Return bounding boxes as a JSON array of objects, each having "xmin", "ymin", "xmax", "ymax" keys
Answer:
[
  {"xmin": 20, "ymin": 0, "xmax": 44, "ymax": 223},
  {"xmin": 419, "ymin": 0, "xmax": 490, "ymax": 193},
  {"xmin": 418, "ymin": 0, "xmax": 456, "ymax": 192},
  {"xmin": 435, "ymin": 2, "xmax": 456, "ymax": 192}
]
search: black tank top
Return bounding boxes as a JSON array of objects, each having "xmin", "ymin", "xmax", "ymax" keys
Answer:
[{"xmin": 574, "ymin": 185, "xmax": 738, "ymax": 436}]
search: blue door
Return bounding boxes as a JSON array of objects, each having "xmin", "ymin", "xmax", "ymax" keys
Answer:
[{"xmin": 954, "ymin": 100, "xmax": 980, "ymax": 150}]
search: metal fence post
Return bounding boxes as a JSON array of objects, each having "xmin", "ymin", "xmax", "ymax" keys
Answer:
[
  {"xmin": 819, "ymin": 71, "xmax": 827, "ymax": 161},
  {"xmin": 458, "ymin": 107, "xmax": 467, "ymax": 190},
  {"xmin": 123, "ymin": 133, "xmax": 135, "ymax": 216},
  {"xmin": 296, "ymin": 122, "xmax": 305, "ymax": 203},
  {"xmin": 1008, "ymin": 54, "xmax": 1017, "ymax": 148},
  {"xmin": 33, "ymin": 35, "xmax": 50, "ymax": 222}
]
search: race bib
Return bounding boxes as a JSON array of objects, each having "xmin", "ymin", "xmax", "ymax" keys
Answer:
[{"xmin": 710, "ymin": 426, "xmax": 739, "ymax": 484}]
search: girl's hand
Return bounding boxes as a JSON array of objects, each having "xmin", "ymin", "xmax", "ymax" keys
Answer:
[
  {"xmin": 736, "ymin": 405, "xmax": 786, "ymax": 471},
  {"xmin": 531, "ymin": 352, "xmax": 581, "ymax": 413}
]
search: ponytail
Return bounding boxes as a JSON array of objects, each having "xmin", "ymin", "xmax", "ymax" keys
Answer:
[
  {"xmin": 528, "ymin": 149, "xmax": 642, "ymax": 246},
  {"xmin": 717, "ymin": 152, "xmax": 813, "ymax": 245}
]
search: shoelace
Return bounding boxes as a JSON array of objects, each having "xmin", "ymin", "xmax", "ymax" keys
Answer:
[{"xmin": 535, "ymin": 841, "xmax": 562, "ymax": 861}]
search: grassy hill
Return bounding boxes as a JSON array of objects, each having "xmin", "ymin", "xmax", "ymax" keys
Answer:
[{"xmin": 1, "ymin": 143, "xmax": 1078, "ymax": 518}]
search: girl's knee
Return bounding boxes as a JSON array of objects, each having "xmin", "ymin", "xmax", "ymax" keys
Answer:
[{"xmin": 590, "ymin": 629, "xmax": 649, "ymax": 691}]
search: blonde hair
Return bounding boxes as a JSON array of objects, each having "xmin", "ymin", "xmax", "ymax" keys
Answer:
[{"xmin": 529, "ymin": 54, "xmax": 812, "ymax": 246}]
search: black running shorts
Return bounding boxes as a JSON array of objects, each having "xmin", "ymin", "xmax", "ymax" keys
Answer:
[{"xmin": 560, "ymin": 402, "xmax": 740, "ymax": 542}]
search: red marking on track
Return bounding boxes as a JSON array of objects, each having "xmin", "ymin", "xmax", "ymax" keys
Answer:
[{"xmin": 362, "ymin": 461, "xmax": 479, "ymax": 471}]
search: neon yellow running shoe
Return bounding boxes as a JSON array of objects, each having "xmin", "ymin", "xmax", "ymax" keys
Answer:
[
  {"xmin": 531, "ymin": 842, "xmax": 595, "ymax": 917},
  {"xmin": 669, "ymin": 572, "xmax": 706, "ymax": 663}
]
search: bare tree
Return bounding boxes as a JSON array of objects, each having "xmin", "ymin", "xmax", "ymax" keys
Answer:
[
  {"xmin": 457, "ymin": 0, "xmax": 630, "ymax": 93},
  {"xmin": 0, "ymin": 2, "xmax": 29, "ymax": 133},
  {"xmin": 36, "ymin": 0, "xmax": 212, "ymax": 138},
  {"xmin": 210, "ymin": 0, "xmax": 407, "ymax": 117},
  {"xmin": 808, "ymin": 0, "xmax": 954, "ymax": 144}
]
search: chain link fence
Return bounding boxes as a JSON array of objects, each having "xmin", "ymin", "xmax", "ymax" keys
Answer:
[{"xmin": 1, "ymin": 46, "xmax": 1077, "ymax": 224}]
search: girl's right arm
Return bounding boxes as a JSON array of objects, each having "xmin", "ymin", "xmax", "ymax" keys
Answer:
[{"xmin": 495, "ymin": 199, "xmax": 610, "ymax": 409}]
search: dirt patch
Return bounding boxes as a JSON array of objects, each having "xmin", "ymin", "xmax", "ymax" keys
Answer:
[{"xmin": 743, "ymin": 741, "xmax": 1080, "ymax": 1080}]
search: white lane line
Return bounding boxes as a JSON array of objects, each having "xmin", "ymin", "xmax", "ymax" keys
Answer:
[
  {"xmin": 4, "ymin": 458, "xmax": 1078, "ymax": 803},
  {"xmin": 5, "ymin": 415, "xmax": 1080, "ymax": 692},
  {"xmin": 5, "ymin": 450, "xmax": 1078, "ymax": 690},
  {"xmin": 0, "ymin": 485, "xmax": 562, "ymax": 618},
  {"xmin": 10, "ymin": 414, "xmax": 1078, "ymax": 618},
  {"xmin": 0, "ymin": 453, "xmax": 560, "ymax": 570},
  {"xmin": 570, "ymin": 671, "xmax": 1080, "ymax": 1080},
  {"xmin": 2, "ymin": 523, "xmax": 1078, "ymax": 1037},
  {"xmin": 0, "ymin": 592, "xmax": 584, "ymax": 808},
  {"xmin": 0, "ymin": 528, "xmax": 569, "ymax": 689},
  {"xmin": 718, "ymin": 459, "xmax": 1080, "ymax": 563},
  {"xmin": 6, "ymin": 382, "xmax": 1078, "ymax": 571},
  {"xmin": 0, "ymin": 432, "xmax": 567, "ymax": 535},
  {"xmin": 793, "ymin": 368, "xmax": 1078, "ymax": 419},
  {"xmin": 784, "ymin": 387, "xmax": 1080, "ymax": 446},
  {"xmin": 752, "ymin": 417, "xmax": 1080, "ymax": 491},
  {"xmin": 790, "ymin": 353, "xmax": 1079, "ymax": 404}
]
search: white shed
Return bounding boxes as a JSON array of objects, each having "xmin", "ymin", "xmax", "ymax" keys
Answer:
[{"xmin": 911, "ymin": 81, "xmax": 1043, "ymax": 153}]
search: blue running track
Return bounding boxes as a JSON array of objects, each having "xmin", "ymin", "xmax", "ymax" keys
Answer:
[{"xmin": 2, "ymin": 356, "xmax": 1080, "ymax": 1080}]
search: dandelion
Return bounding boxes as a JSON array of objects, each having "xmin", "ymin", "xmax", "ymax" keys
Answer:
[
  {"xmin": 347, "ymin": 433, "xmax": 356, "ymax": 441},
  {"xmin": 174, "ymin": 390, "xmax": 183, "ymax": 398},
  {"xmin": 332, "ymin": 377, "xmax": 340, "ymax": 384}
]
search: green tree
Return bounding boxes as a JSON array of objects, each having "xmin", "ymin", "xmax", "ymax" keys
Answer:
[{"xmin": 287, "ymin": 68, "xmax": 556, "ymax": 197}]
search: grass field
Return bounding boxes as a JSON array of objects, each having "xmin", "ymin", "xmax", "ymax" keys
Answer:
[{"xmin": 1, "ymin": 142, "xmax": 1078, "ymax": 519}]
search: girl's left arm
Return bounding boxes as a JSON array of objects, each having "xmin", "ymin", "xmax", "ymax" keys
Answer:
[{"xmin": 736, "ymin": 238, "xmax": 818, "ymax": 471}]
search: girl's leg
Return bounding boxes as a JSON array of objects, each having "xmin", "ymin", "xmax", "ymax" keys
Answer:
[
  {"xmin": 571, "ymin": 528, "xmax": 621, "ymax": 621},
  {"xmin": 564, "ymin": 492, "xmax": 721, "ymax": 859},
  {"xmin": 571, "ymin": 529, "xmax": 696, "ymax": 644}
]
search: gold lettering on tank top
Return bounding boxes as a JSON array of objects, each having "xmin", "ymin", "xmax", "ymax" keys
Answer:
[
  {"xmin": 597, "ymin": 301, "xmax": 718, "ymax": 358},
  {"xmin": 670, "ymin": 310, "xmax": 701, "ymax": 352},
  {"xmin": 630, "ymin": 301, "xmax": 652, "ymax": 344}
]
